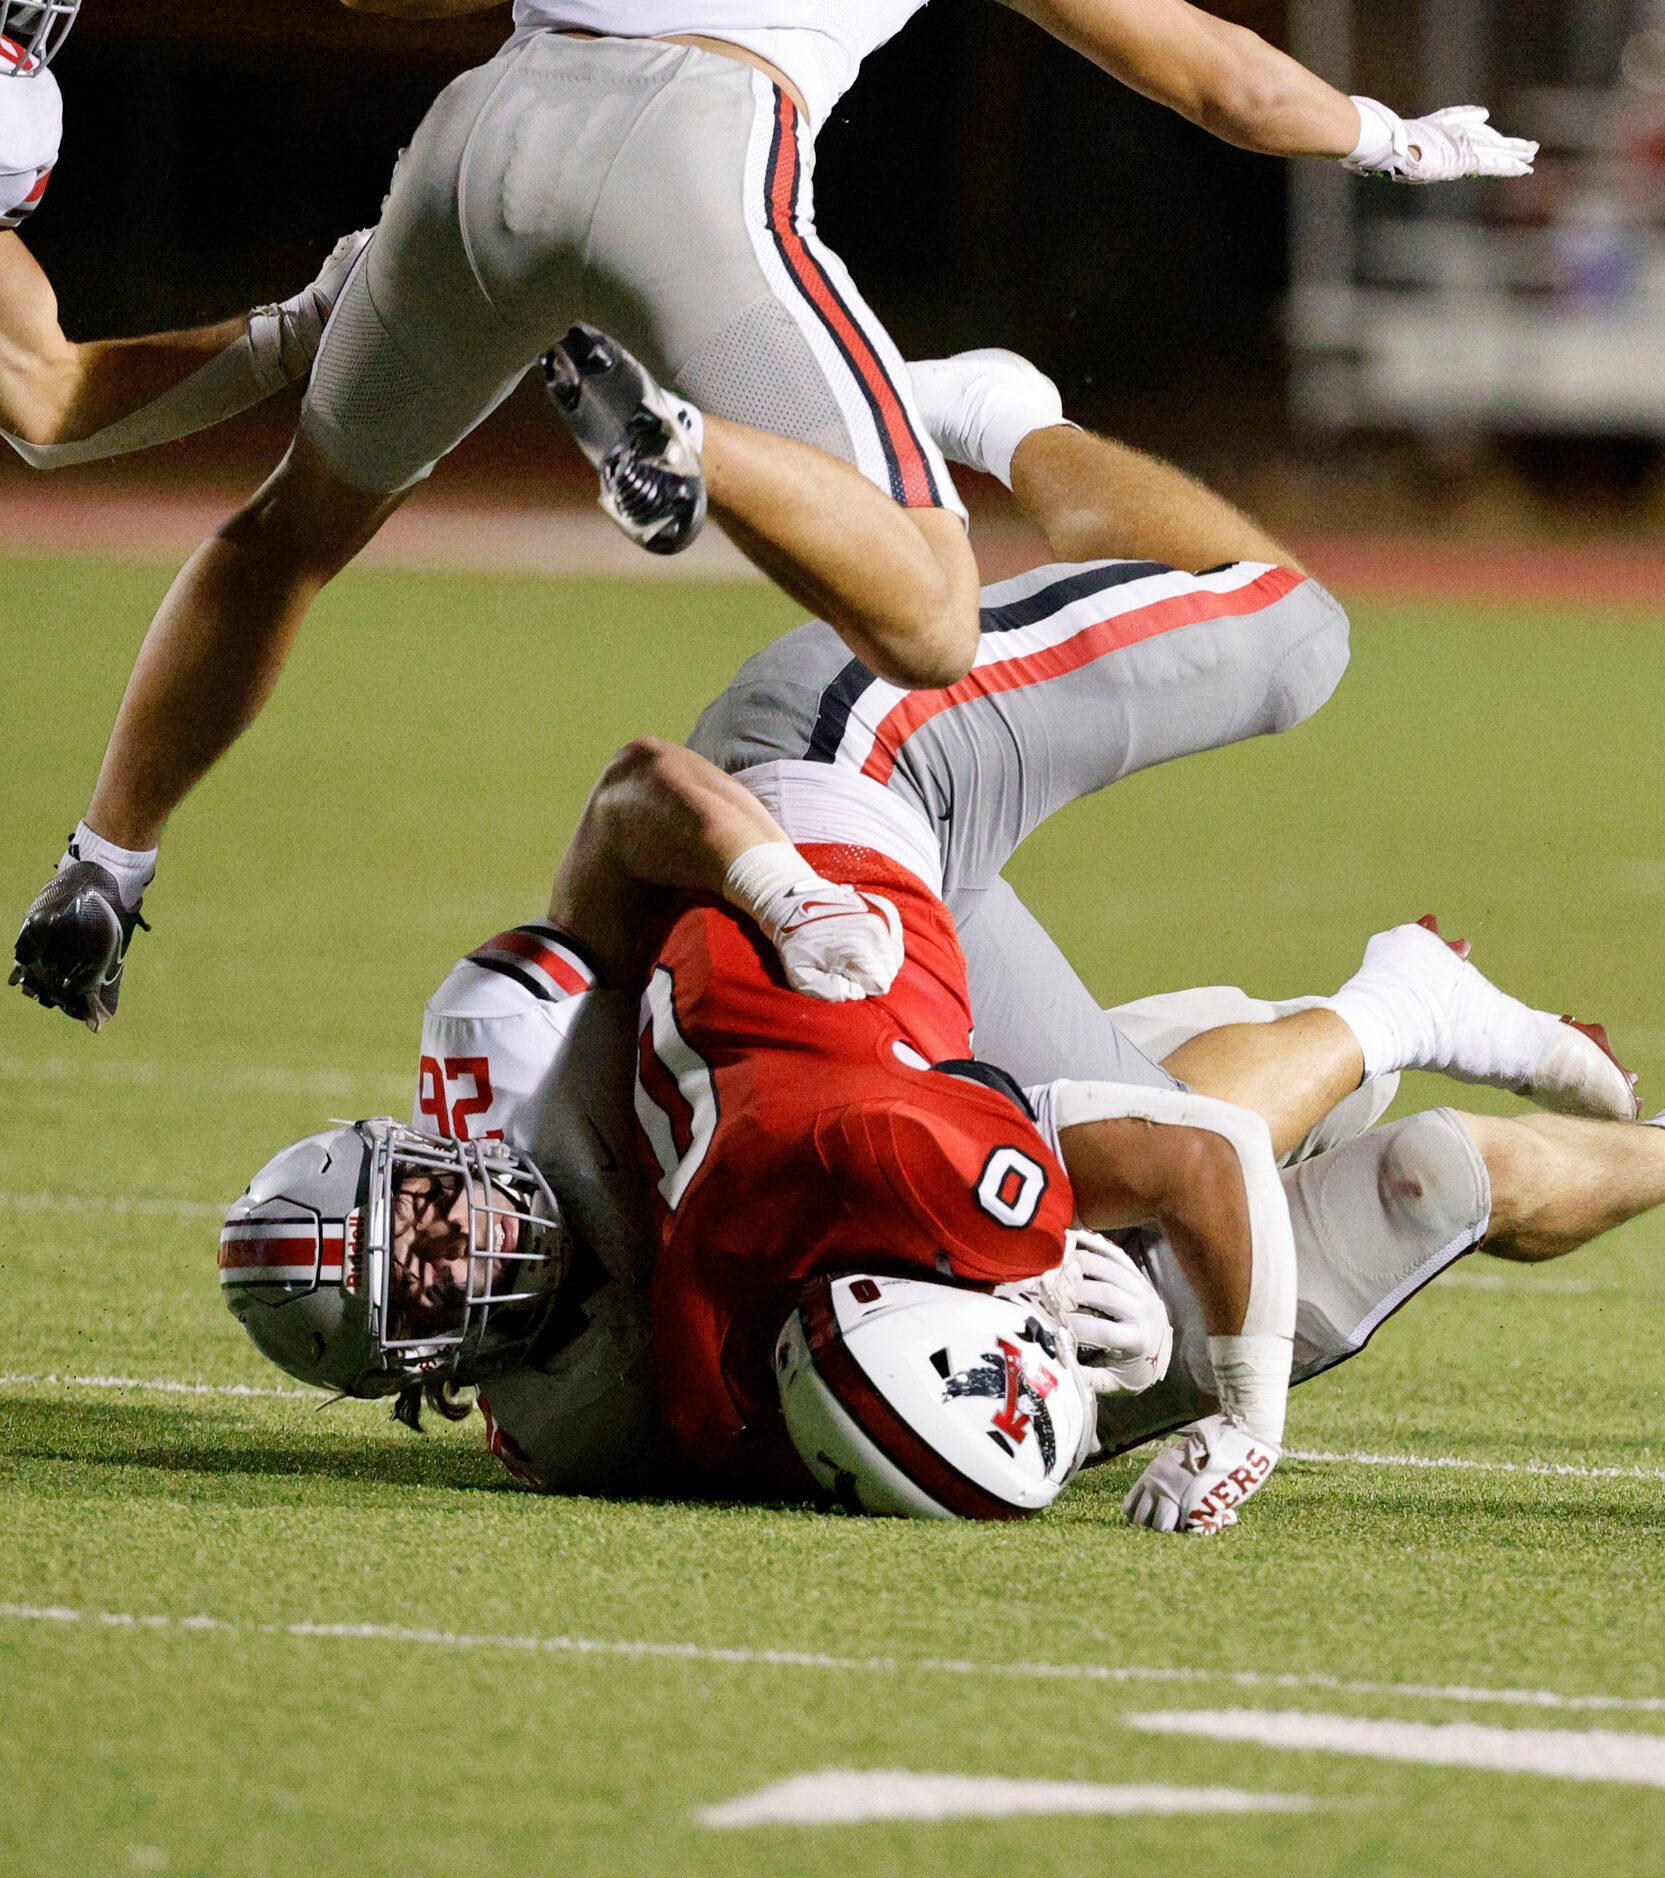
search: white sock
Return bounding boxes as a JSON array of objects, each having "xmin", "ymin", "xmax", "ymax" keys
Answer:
[
  {"xmin": 1320, "ymin": 924, "xmax": 1559, "ymax": 1087},
  {"xmin": 907, "ymin": 350, "xmax": 1073, "ymax": 489},
  {"xmin": 65, "ymin": 821, "xmax": 156, "ymax": 910}
]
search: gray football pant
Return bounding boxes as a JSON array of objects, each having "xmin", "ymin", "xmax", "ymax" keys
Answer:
[
  {"xmin": 1094, "ymin": 1107, "xmax": 1493, "ymax": 1456},
  {"xmin": 692, "ymin": 556, "xmax": 1352, "ymax": 1091},
  {"xmin": 301, "ymin": 33, "xmax": 959, "ymax": 509}
]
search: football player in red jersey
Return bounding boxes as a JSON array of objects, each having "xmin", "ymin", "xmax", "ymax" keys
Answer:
[
  {"xmin": 220, "ymin": 341, "xmax": 1653, "ymax": 1530},
  {"xmin": 0, "ymin": 5, "xmax": 367, "ymax": 472}
]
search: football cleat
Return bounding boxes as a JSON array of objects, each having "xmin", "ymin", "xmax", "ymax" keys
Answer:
[
  {"xmin": 543, "ymin": 325, "xmax": 706, "ymax": 556},
  {"xmin": 10, "ymin": 859, "xmax": 147, "ymax": 1033},
  {"xmin": 1351, "ymin": 916, "xmax": 1639, "ymax": 1121}
]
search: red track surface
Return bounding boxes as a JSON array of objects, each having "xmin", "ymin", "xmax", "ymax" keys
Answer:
[{"xmin": 1, "ymin": 477, "xmax": 1662, "ymax": 611}]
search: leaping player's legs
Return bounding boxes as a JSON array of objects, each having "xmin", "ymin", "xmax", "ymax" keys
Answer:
[{"xmin": 84, "ymin": 432, "xmax": 408, "ymax": 851}]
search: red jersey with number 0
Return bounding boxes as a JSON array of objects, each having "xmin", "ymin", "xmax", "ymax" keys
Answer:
[{"xmin": 636, "ymin": 843, "xmax": 1073, "ymax": 1492}]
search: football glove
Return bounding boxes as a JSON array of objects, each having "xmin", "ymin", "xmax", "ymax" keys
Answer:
[
  {"xmin": 724, "ymin": 842, "xmax": 904, "ymax": 1003},
  {"xmin": 1059, "ymin": 1230, "xmax": 1173, "ymax": 1397},
  {"xmin": 1123, "ymin": 1413, "xmax": 1281, "ymax": 1536},
  {"xmin": 11, "ymin": 857, "xmax": 147, "ymax": 1032},
  {"xmin": 1343, "ymin": 99, "xmax": 1537, "ymax": 185}
]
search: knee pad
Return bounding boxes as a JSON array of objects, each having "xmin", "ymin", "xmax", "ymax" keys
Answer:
[{"xmin": 1374, "ymin": 1109, "xmax": 1492, "ymax": 1248}]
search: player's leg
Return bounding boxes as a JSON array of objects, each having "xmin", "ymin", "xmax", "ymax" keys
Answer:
[
  {"xmin": 575, "ymin": 49, "xmax": 979, "ymax": 681},
  {"xmin": 82, "ymin": 434, "xmax": 406, "ymax": 852},
  {"xmin": 1458, "ymin": 1111, "xmax": 1665, "ymax": 1262},
  {"xmin": 10, "ymin": 57, "xmax": 557, "ymax": 1025},
  {"xmin": 955, "ymin": 879, "xmax": 1178, "ymax": 1090},
  {"xmin": 1113, "ymin": 984, "xmax": 1401, "ymax": 1162},
  {"xmin": 958, "ymin": 878, "xmax": 1375, "ymax": 1159},
  {"xmin": 692, "ymin": 352, "xmax": 1349, "ymax": 893},
  {"xmin": 702, "ymin": 414, "xmax": 979, "ymax": 686},
  {"xmin": 1094, "ymin": 1109, "xmax": 1494, "ymax": 1458}
]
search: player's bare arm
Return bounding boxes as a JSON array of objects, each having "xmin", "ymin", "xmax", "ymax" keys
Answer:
[
  {"xmin": 552, "ymin": 736, "xmax": 903, "ymax": 1001},
  {"xmin": 0, "ymin": 230, "xmax": 366, "ymax": 461},
  {"xmin": 999, "ymin": 0, "xmax": 1536, "ymax": 179},
  {"xmin": 1045, "ymin": 1080, "xmax": 1295, "ymax": 1533}
]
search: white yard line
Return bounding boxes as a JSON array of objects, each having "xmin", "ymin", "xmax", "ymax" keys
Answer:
[
  {"xmin": 1284, "ymin": 1447, "xmax": 1665, "ymax": 1483},
  {"xmin": 6, "ymin": 1367, "xmax": 1659, "ymax": 1479},
  {"xmin": 1, "ymin": 1369, "xmax": 1657, "ymax": 1482},
  {"xmin": 0, "ymin": 1053, "xmax": 406, "ymax": 1101},
  {"xmin": 0, "ymin": 1374, "xmax": 311, "ymax": 1400},
  {"xmin": 1, "ymin": 1600, "xmax": 1661, "ymax": 1716},
  {"xmin": 698, "ymin": 1770, "xmax": 1314, "ymax": 1827},
  {"xmin": 1127, "ymin": 1710, "xmax": 1665, "ymax": 1788},
  {"xmin": 1439, "ymin": 1271, "xmax": 1597, "ymax": 1294},
  {"xmin": 0, "ymin": 1192, "xmax": 226, "ymax": 1221}
]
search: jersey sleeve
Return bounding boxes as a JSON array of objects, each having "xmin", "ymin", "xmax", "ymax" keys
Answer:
[
  {"xmin": 0, "ymin": 64, "xmax": 61, "ymax": 229},
  {"xmin": 412, "ymin": 921, "xmax": 603, "ymax": 1152}
]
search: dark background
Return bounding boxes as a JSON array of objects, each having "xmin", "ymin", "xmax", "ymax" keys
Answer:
[
  {"xmin": 32, "ymin": 0, "xmax": 1292, "ymax": 459},
  {"xmin": 24, "ymin": 0, "xmax": 1659, "ymax": 529}
]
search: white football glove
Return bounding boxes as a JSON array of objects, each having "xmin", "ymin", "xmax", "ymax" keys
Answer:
[
  {"xmin": 247, "ymin": 227, "xmax": 373, "ymax": 394},
  {"xmin": 1123, "ymin": 1413, "xmax": 1281, "ymax": 1536},
  {"xmin": 724, "ymin": 842, "xmax": 904, "ymax": 1002},
  {"xmin": 1059, "ymin": 1230, "xmax": 1173, "ymax": 1397},
  {"xmin": 1343, "ymin": 98, "xmax": 1537, "ymax": 185}
]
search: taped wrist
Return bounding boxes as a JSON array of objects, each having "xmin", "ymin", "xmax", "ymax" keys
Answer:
[
  {"xmin": 721, "ymin": 841, "xmax": 823, "ymax": 942},
  {"xmin": 1345, "ymin": 96, "xmax": 1407, "ymax": 171},
  {"xmin": 1051, "ymin": 1081, "xmax": 1297, "ymax": 1342},
  {"xmin": 1207, "ymin": 1332, "xmax": 1291, "ymax": 1448}
]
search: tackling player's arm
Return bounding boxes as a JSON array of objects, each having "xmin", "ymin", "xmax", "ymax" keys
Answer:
[
  {"xmin": 549, "ymin": 737, "xmax": 902, "ymax": 1001},
  {"xmin": 0, "ymin": 230, "xmax": 367, "ymax": 464},
  {"xmin": 1039, "ymin": 1079, "xmax": 1296, "ymax": 1534},
  {"xmin": 999, "ymin": 0, "xmax": 1535, "ymax": 179}
]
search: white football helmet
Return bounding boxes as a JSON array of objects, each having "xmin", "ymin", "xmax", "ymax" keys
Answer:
[
  {"xmin": 221, "ymin": 1118, "xmax": 568, "ymax": 1398},
  {"xmin": 0, "ymin": 3, "xmax": 79, "ymax": 71},
  {"xmin": 775, "ymin": 1273, "xmax": 1096, "ymax": 1520}
]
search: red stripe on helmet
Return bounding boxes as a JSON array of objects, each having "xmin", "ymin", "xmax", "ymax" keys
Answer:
[
  {"xmin": 218, "ymin": 1224, "xmax": 345, "ymax": 1271},
  {"xmin": 798, "ymin": 1277, "xmax": 1029, "ymax": 1522}
]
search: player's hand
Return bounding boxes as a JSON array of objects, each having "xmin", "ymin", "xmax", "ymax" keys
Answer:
[
  {"xmin": 1060, "ymin": 1230, "xmax": 1173, "ymax": 1397},
  {"xmin": 1344, "ymin": 99, "xmax": 1537, "ymax": 184},
  {"xmin": 1123, "ymin": 1413, "xmax": 1280, "ymax": 1535},
  {"xmin": 769, "ymin": 882, "xmax": 904, "ymax": 1002}
]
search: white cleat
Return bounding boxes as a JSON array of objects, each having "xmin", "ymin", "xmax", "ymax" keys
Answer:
[
  {"xmin": 906, "ymin": 348, "xmax": 1068, "ymax": 484},
  {"xmin": 1360, "ymin": 916, "xmax": 1639, "ymax": 1121}
]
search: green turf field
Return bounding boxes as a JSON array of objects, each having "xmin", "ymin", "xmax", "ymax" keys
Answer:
[{"xmin": 1, "ymin": 554, "xmax": 1661, "ymax": 1877}]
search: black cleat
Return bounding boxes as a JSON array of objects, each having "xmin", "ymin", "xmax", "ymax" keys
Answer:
[
  {"xmin": 543, "ymin": 325, "xmax": 706, "ymax": 556},
  {"xmin": 11, "ymin": 859, "xmax": 148, "ymax": 1033}
]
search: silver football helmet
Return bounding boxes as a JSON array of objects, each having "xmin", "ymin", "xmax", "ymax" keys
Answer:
[
  {"xmin": 220, "ymin": 1118, "xmax": 568, "ymax": 1398},
  {"xmin": 0, "ymin": 2, "xmax": 80, "ymax": 71}
]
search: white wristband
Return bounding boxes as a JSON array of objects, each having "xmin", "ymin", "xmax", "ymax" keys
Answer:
[
  {"xmin": 1346, "ymin": 96, "xmax": 1404, "ymax": 171},
  {"xmin": 1207, "ymin": 1332, "xmax": 1291, "ymax": 1448},
  {"xmin": 721, "ymin": 841, "xmax": 820, "ymax": 940}
]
